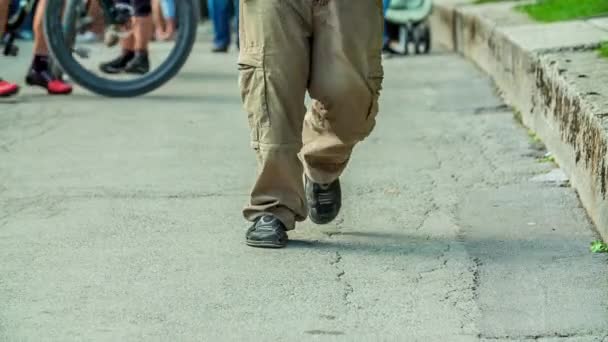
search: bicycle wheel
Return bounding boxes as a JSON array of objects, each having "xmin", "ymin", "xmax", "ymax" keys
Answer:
[
  {"xmin": 50, "ymin": 0, "xmax": 81, "ymax": 78},
  {"xmin": 44, "ymin": 0, "xmax": 198, "ymax": 97}
]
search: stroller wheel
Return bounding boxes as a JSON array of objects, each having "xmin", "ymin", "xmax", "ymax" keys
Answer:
[
  {"xmin": 414, "ymin": 22, "xmax": 431, "ymax": 55},
  {"xmin": 398, "ymin": 25, "xmax": 410, "ymax": 55}
]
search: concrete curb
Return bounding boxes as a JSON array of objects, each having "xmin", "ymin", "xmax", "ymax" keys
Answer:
[{"xmin": 430, "ymin": 1, "xmax": 608, "ymax": 240}]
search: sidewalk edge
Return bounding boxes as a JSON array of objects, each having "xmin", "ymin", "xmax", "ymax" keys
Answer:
[{"xmin": 430, "ymin": 3, "xmax": 608, "ymax": 240}]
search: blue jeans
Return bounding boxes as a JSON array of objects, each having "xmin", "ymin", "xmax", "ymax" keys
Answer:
[
  {"xmin": 207, "ymin": 0, "xmax": 238, "ymax": 48},
  {"xmin": 383, "ymin": 0, "xmax": 391, "ymax": 45}
]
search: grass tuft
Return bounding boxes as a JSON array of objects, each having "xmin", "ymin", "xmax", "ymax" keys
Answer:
[
  {"xmin": 599, "ymin": 42, "xmax": 608, "ymax": 59},
  {"xmin": 518, "ymin": 0, "xmax": 608, "ymax": 22}
]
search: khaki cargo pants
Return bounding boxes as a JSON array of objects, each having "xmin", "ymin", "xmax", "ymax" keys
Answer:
[{"xmin": 238, "ymin": 0, "xmax": 384, "ymax": 229}]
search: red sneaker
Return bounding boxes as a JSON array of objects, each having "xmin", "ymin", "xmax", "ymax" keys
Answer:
[
  {"xmin": 0, "ymin": 79, "xmax": 19, "ymax": 97},
  {"xmin": 25, "ymin": 69, "xmax": 73, "ymax": 95}
]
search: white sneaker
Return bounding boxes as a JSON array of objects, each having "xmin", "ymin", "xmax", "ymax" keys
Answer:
[{"xmin": 76, "ymin": 31, "xmax": 99, "ymax": 44}]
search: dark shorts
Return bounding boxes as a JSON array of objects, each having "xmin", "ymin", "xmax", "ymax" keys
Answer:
[{"xmin": 116, "ymin": 0, "xmax": 152, "ymax": 17}]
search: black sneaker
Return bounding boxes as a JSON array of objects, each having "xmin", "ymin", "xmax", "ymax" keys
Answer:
[
  {"xmin": 246, "ymin": 215, "xmax": 288, "ymax": 248},
  {"xmin": 124, "ymin": 54, "xmax": 150, "ymax": 75},
  {"xmin": 25, "ymin": 69, "xmax": 73, "ymax": 95},
  {"xmin": 306, "ymin": 176, "xmax": 342, "ymax": 225},
  {"xmin": 212, "ymin": 45, "xmax": 229, "ymax": 53},
  {"xmin": 99, "ymin": 53, "xmax": 134, "ymax": 74}
]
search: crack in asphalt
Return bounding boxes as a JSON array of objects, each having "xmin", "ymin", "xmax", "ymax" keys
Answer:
[
  {"xmin": 415, "ymin": 199, "xmax": 440, "ymax": 231},
  {"xmin": 0, "ymin": 190, "xmax": 246, "ymax": 202},
  {"xmin": 0, "ymin": 194, "xmax": 64, "ymax": 224},
  {"xmin": 470, "ymin": 257, "xmax": 482, "ymax": 301},
  {"xmin": 330, "ymin": 251, "xmax": 354, "ymax": 307},
  {"xmin": 473, "ymin": 104, "xmax": 511, "ymax": 115},
  {"xmin": 415, "ymin": 244, "xmax": 452, "ymax": 284},
  {"xmin": 479, "ymin": 332, "xmax": 607, "ymax": 340},
  {"xmin": 323, "ymin": 216, "xmax": 355, "ymax": 309}
]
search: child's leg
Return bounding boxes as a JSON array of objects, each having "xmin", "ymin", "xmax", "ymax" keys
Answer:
[
  {"xmin": 159, "ymin": 0, "xmax": 175, "ymax": 40},
  {"xmin": 33, "ymin": 0, "xmax": 48, "ymax": 55},
  {"xmin": 100, "ymin": 0, "xmax": 151, "ymax": 74},
  {"xmin": 133, "ymin": 0, "xmax": 153, "ymax": 51},
  {"xmin": 0, "ymin": 0, "xmax": 9, "ymax": 37},
  {"xmin": 121, "ymin": 29, "xmax": 135, "ymax": 51},
  {"xmin": 152, "ymin": 0, "xmax": 164, "ymax": 39},
  {"xmin": 88, "ymin": 0, "xmax": 105, "ymax": 37},
  {"xmin": 26, "ymin": 0, "xmax": 73, "ymax": 94}
]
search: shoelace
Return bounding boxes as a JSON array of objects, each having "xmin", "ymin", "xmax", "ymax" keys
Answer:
[
  {"xmin": 38, "ymin": 70, "xmax": 56, "ymax": 83},
  {"xmin": 256, "ymin": 225, "xmax": 280, "ymax": 232},
  {"xmin": 317, "ymin": 185, "xmax": 335, "ymax": 206},
  {"xmin": 255, "ymin": 216, "xmax": 281, "ymax": 231}
]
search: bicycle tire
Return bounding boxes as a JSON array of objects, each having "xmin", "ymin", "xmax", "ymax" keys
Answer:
[
  {"xmin": 43, "ymin": 0, "xmax": 198, "ymax": 97},
  {"xmin": 50, "ymin": 0, "xmax": 80, "ymax": 78}
]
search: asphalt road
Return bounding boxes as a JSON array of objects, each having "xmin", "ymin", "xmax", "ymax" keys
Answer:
[{"xmin": 1, "ymin": 41, "xmax": 607, "ymax": 341}]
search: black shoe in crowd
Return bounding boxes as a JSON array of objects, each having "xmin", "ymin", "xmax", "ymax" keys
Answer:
[
  {"xmin": 100, "ymin": 51, "xmax": 150, "ymax": 75},
  {"xmin": 124, "ymin": 54, "xmax": 150, "ymax": 75},
  {"xmin": 99, "ymin": 52, "xmax": 135, "ymax": 74},
  {"xmin": 212, "ymin": 45, "xmax": 229, "ymax": 53}
]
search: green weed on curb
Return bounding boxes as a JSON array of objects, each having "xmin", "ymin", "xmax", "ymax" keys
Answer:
[
  {"xmin": 513, "ymin": 110, "xmax": 523, "ymax": 125},
  {"xmin": 599, "ymin": 42, "xmax": 608, "ymax": 59},
  {"xmin": 590, "ymin": 240, "xmax": 608, "ymax": 253},
  {"xmin": 528, "ymin": 130, "xmax": 542, "ymax": 144},
  {"xmin": 538, "ymin": 154, "xmax": 555, "ymax": 163}
]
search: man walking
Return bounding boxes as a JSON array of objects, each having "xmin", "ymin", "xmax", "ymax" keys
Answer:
[
  {"xmin": 207, "ymin": 0, "xmax": 238, "ymax": 52},
  {"xmin": 239, "ymin": 0, "xmax": 384, "ymax": 248}
]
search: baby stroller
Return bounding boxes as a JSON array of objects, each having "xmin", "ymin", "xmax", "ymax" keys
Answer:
[{"xmin": 385, "ymin": 0, "xmax": 432, "ymax": 55}]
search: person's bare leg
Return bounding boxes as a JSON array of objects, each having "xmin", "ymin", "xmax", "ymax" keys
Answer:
[
  {"xmin": 152, "ymin": 0, "xmax": 165, "ymax": 40},
  {"xmin": 161, "ymin": 19, "xmax": 175, "ymax": 41},
  {"xmin": 100, "ymin": 2, "xmax": 152, "ymax": 75},
  {"xmin": 0, "ymin": 0, "xmax": 9, "ymax": 37},
  {"xmin": 133, "ymin": 16, "xmax": 153, "ymax": 51},
  {"xmin": 32, "ymin": 0, "xmax": 48, "ymax": 55},
  {"xmin": 158, "ymin": 0, "xmax": 175, "ymax": 41},
  {"xmin": 103, "ymin": 16, "xmax": 152, "ymax": 75},
  {"xmin": 88, "ymin": 0, "xmax": 104, "ymax": 37},
  {"xmin": 99, "ymin": 18, "xmax": 142, "ymax": 74},
  {"xmin": 121, "ymin": 26, "xmax": 135, "ymax": 51},
  {"xmin": 0, "ymin": 0, "xmax": 20, "ymax": 96},
  {"xmin": 26, "ymin": 0, "xmax": 73, "ymax": 94}
]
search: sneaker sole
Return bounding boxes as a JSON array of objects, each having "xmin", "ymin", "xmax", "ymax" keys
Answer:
[
  {"xmin": 246, "ymin": 239, "xmax": 287, "ymax": 249},
  {"xmin": 307, "ymin": 197, "xmax": 342, "ymax": 225},
  {"xmin": 309, "ymin": 213, "xmax": 339, "ymax": 225},
  {"xmin": 25, "ymin": 78, "xmax": 72, "ymax": 95},
  {"xmin": 100, "ymin": 69, "xmax": 123, "ymax": 74},
  {"xmin": 124, "ymin": 70, "xmax": 150, "ymax": 75},
  {"xmin": 305, "ymin": 176, "xmax": 342, "ymax": 225},
  {"xmin": 47, "ymin": 90, "xmax": 73, "ymax": 95},
  {"xmin": 0, "ymin": 88, "xmax": 19, "ymax": 97}
]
